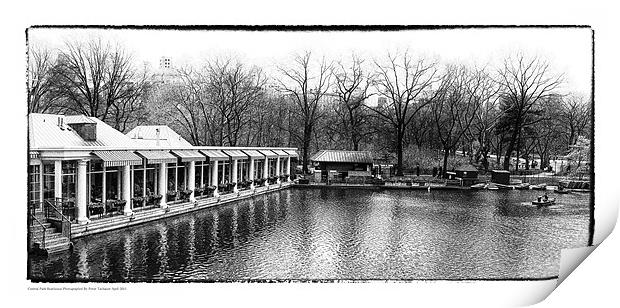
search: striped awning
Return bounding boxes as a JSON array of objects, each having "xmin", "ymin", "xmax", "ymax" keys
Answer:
[
  {"xmin": 29, "ymin": 151, "xmax": 40, "ymax": 159},
  {"xmin": 200, "ymin": 149, "xmax": 229, "ymax": 161},
  {"xmin": 222, "ymin": 150, "xmax": 248, "ymax": 160},
  {"xmin": 93, "ymin": 151, "xmax": 143, "ymax": 167},
  {"xmin": 242, "ymin": 149, "xmax": 265, "ymax": 159},
  {"xmin": 258, "ymin": 149, "xmax": 278, "ymax": 158},
  {"xmin": 284, "ymin": 149, "xmax": 299, "ymax": 157},
  {"xmin": 171, "ymin": 150, "xmax": 206, "ymax": 162},
  {"xmin": 135, "ymin": 150, "xmax": 177, "ymax": 164},
  {"xmin": 272, "ymin": 149, "xmax": 289, "ymax": 156}
]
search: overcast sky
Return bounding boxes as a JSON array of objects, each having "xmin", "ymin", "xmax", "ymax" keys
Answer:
[{"xmin": 29, "ymin": 27, "xmax": 592, "ymax": 96}]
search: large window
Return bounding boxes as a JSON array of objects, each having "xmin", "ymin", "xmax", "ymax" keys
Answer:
[
  {"xmin": 87, "ymin": 162, "xmax": 121, "ymax": 202},
  {"xmin": 42, "ymin": 163, "xmax": 55, "ymax": 200},
  {"xmin": 222, "ymin": 160, "xmax": 230, "ymax": 184},
  {"xmin": 268, "ymin": 158, "xmax": 277, "ymax": 176},
  {"xmin": 89, "ymin": 161, "xmax": 104, "ymax": 203},
  {"xmin": 254, "ymin": 159, "xmax": 264, "ymax": 179},
  {"xmin": 167, "ymin": 162, "xmax": 186, "ymax": 192},
  {"xmin": 237, "ymin": 159, "xmax": 248, "ymax": 181},
  {"xmin": 105, "ymin": 167, "xmax": 120, "ymax": 200},
  {"xmin": 62, "ymin": 161, "xmax": 76, "ymax": 201},
  {"xmin": 195, "ymin": 161, "xmax": 209, "ymax": 188},
  {"xmin": 28, "ymin": 165, "xmax": 41, "ymax": 206},
  {"xmin": 145, "ymin": 164, "xmax": 157, "ymax": 196}
]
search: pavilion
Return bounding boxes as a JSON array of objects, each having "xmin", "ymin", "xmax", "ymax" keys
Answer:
[{"xmin": 27, "ymin": 113, "xmax": 298, "ymax": 225}]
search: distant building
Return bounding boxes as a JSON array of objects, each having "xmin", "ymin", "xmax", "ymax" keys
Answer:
[
  {"xmin": 159, "ymin": 56, "xmax": 172, "ymax": 70},
  {"xmin": 310, "ymin": 150, "xmax": 373, "ymax": 182},
  {"xmin": 150, "ymin": 56, "xmax": 179, "ymax": 84},
  {"xmin": 377, "ymin": 97, "xmax": 388, "ymax": 108}
]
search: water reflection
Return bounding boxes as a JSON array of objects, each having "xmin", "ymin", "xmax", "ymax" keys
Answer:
[{"xmin": 29, "ymin": 189, "xmax": 590, "ymax": 281}]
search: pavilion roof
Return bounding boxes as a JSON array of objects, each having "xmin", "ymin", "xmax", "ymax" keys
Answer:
[{"xmin": 309, "ymin": 150, "xmax": 374, "ymax": 164}]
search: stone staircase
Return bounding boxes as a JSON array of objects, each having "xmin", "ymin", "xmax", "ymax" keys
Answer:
[{"xmin": 29, "ymin": 211, "xmax": 72, "ymax": 254}]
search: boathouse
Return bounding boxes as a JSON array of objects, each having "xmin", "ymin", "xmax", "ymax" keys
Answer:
[
  {"xmin": 455, "ymin": 164, "xmax": 479, "ymax": 186},
  {"xmin": 28, "ymin": 113, "xmax": 298, "ymax": 252},
  {"xmin": 309, "ymin": 150, "xmax": 373, "ymax": 183}
]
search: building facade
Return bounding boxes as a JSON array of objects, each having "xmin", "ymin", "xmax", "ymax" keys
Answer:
[
  {"xmin": 309, "ymin": 150, "xmax": 373, "ymax": 182},
  {"xmin": 28, "ymin": 113, "xmax": 298, "ymax": 225}
]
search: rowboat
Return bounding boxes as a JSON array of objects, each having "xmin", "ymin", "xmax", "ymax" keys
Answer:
[
  {"xmin": 495, "ymin": 183, "xmax": 514, "ymax": 190},
  {"xmin": 555, "ymin": 188, "xmax": 571, "ymax": 194},
  {"xmin": 515, "ymin": 183, "xmax": 531, "ymax": 190},
  {"xmin": 532, "ymin": 198, "xmax": 556, "ymax": 206},
  {"xmin": 530, "ymin": 183, "xmax": 547, "ymax": 190},
  {"xmin": 470, "ymin": 183, "xmax": 487, "ymax": 190}
]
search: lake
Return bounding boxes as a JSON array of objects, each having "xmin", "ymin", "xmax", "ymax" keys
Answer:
[{"xmin": 29, "ymin": 188, "xmax": 590, "ymax": 281}]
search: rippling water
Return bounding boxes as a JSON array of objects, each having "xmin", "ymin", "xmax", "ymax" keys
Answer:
[{"xmin": 29, "ymin": 188, "xmax": 590, "ymax": 281}]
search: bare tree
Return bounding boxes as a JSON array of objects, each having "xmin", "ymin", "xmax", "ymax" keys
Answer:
[
  {"xmin": 205, "ymin": 58, "xmax": 266, "ymax": 146},
  {"xmin": 52, "ymin": 39, "xmax": 148, "ymax": 129},
  {"xmin": 560, "ymin": 94, "xmax": 591, "ymax": 146},
  {"xmin": 331, "ymin": 55, "xmax": 374, "ymax": 150},
  {"xmin": 370, "ymin": 50, "xmax": 439, "ymax": 175},
  {"xmin": 27, "ymin": 47, "xmax": 61, "ymax": 113},
  {"xmin": 496, "ymin": 53, "xmax": 563, "ymax": 170},
  {"xmin": 276, "ymin": 51, "xmax": 332, "ymax": 173},
  {"xmin": 431, "ymin": 65, "xmax": 492, "ymax": 177}
]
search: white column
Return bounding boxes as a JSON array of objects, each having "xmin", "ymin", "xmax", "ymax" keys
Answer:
[
  {"xmin": 211, "ymin": 160, "xmax": 219, "ymax": 197},
  {"xmin": 249, "ymin": 157, "xmax": 255, "ymax": 189},
  {"xmin": 159, "ymin": 163, "xmax": 168, "ymax": 208},
  {"xmin": 287, "ymin": 156, "xmax": 291, "ymax": 181},
  {"xmin": 76, "ymin": 159, "xmax": 89, "ymax": 224},
  {"xmin": 263, "ymin": 158, "xmax": 269, "ymax": 182},
  {"xmin": 188, "ymin": 161, "xmax": 196, "ymax": 201},
  {"xmin": 122, "ymin": 165, "xmax": 132, "ymax": 215},
  {"xmin": 38, "ymin": 161, "xmax": 44, "ymax": 206},
  {"xmin": 54, "ymin": 160, "xmax": 62, "ymax": 202},
  {"xmin": 276, "ymin": 156, "xmax": 281, "ymax": 184},
  {"xmin": 232, "ymin": 159, "xmax": 239, "ymax": 192},
  {"xmin": 117, "ymin": 168, "xmax": 122, "ymax": 199},
  {"xmin": 102, "ymin": 165, "xmax": 107, "ymax": 206}
]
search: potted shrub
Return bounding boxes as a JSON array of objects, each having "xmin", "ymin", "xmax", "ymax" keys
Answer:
[
  {"xmin": 89, "ymin": 202, "xmax": 104, "ymax": 216},
  {"xmin": 194, "ymin": 186, "xmax": 205, "ymax": 196},
  {"xmin": 132, "ymin": 196, "xmax": 145, "ymax": 208},
  {"xmin": 206, "ymin": 185, "xmax": 216, "ymax": 197},
  {"xmin": 218, "ymin": 183, "xmax": 227, "ymax": 192},
  {"xmin": 166, "ymin": 190, "xmax": 177, "ymax": 202},
  {"xmin": 150, "ymin": 194, "xmax": 163, "ymax": 205},
  {"xmin": 180, "ymin": 189, "xmax": 193, "ymax": 201},
  {"xmin": 115, "ymin": 199, "xmax": 127, "ymax": 212},
  {"xmin": 280, "ymin": 174, "xmax": 289, "ymax": 181}
]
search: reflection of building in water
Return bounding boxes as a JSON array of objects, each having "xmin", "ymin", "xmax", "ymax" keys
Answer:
[
  {"xmin": 123, "ymin": 236, "xmax": 133, "ymax": 277},
  {"xmin": 188, "ymin": 217, "xmax": 195, "ymax": 264},
  {"xmin": 232, "ymin": 204, "xmax": 239, "ymax": 247},
  {"xmin": 77, "ymin": 248, "xmax": 89, "ymax": 279},
  {"xmin": 211, "ymin": 211, "xmax": 219, "ymax": 246},
  {"xmin": 248, "ymin": 199, "xmax": 255, "ymax": 232},
  {"xmin": 157, "ymin": 224, "xmax": 168, "ymax": 275}
]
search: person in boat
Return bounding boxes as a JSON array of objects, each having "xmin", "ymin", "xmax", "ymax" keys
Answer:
[
  {"xmin": 537, "ymin": 196, "xmax": 542, "ymax": 202},
  {"xmin": 543, "ymin": 193, "xmax": 549, "ymax": 202}
]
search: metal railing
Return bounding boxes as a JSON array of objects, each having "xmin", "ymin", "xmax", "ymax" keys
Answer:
[
  {"xmin": 28, "ymin": 201, "xmax": 47, "ymax": 250},
  {"xmin": 44, "ymin": 199, "xmax": 72, "ymax": 240}
]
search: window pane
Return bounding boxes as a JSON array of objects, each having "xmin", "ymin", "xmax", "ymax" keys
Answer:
[{"xmin": 134, "ymin": 170, "xmax": 143, "ymax": 197}]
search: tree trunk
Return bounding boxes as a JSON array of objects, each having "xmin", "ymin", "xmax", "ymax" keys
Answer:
[
  {"xmin": 302, "ymin": 124, "xmax": 312, "ymax": 174},
  {"xmin": 442, "ymin": 149, "xmax": 450, "ymax": 179},
  {"xmin": 395, "ymin": 129, "xmax": 404, "ymax": 176}
]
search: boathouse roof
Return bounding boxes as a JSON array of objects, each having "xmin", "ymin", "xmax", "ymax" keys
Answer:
[
  {"xmin": 310, "ymin": 150, "xmax": 374, "ymax": 164},
  {"xmin": 126, "ymin": 125, "xmax": 193, "ymax": 147},
  {"xmin": 29, "ymin": 113, "xmax": 138, "ymax": 149}
]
